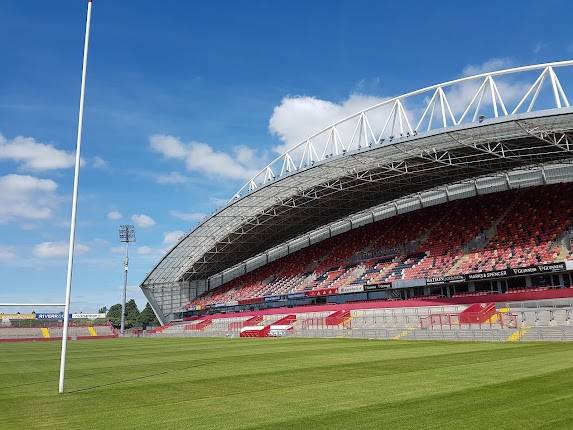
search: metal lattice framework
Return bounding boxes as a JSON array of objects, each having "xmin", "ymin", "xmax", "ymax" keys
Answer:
[
  {"xmin": 141, "ymin": 60, "xmax": 573, "ymax": 321},
  {"xmin": 234, "ymin": 61, "xmax": 571, "ymax": 199}
]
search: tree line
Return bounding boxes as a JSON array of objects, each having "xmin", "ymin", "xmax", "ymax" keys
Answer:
[{"xmin": 103, "ymin": 300, "xmax": 159, "ymax": 329}]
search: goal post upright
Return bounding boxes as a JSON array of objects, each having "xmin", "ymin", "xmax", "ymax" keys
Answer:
[{"xmin": 58, "ymin": 0, "xmax": 93, "ymax": 395}]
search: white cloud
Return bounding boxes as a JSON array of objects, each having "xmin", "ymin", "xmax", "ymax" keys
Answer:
[
  {"xmin": 533, "ymin": 42, "xmax": 544, "ymax": 54},
  {"xmin": 268, "ymin": 94, "xmax": 389, "ymax": 154},
  {"xmin": 136, "ymin": 246, "xmax": 155, "ymax": 255},
  {"xmin": 170, "ymin": 210, "xmax": 206, "ymax": 222},
  {"xmin": 107, "ymin": 210, "xmax": 122, "ymax": 220},
  {"xmin": 0, "ymin": 134, "xmax": 75, "ymax": 171},
  {"xmin": 234, "ymin": 145, "xmax": 257, "ymax": 165},
  {"xmin": 135, "ymin": 237, "xmax": 182, "ymax": 257},
  {"xmin": 155, "ymin": 171, "xmax": 189, "ymax": 185},
  {"xmin": 462, "ymin": 58, "xmax": 514, "ymax": 77},
  {"xmin": 209, "ymin": 196, "xmax": 229, "ymax": 207},
  {"xmin": 268, "ymin": 58, "xmax": 532, "ymax": 152},
  {"xmin": 33, "ymin": 241, "xmax": 89, "ymax": 258},
  {"xmin": 93, "ymin": 238, "xmax": 109, "ymax": 246},
  {"xmin": 149, "ymin": 134, "xmax": 187, "ymax": 158},
  {"xmin": 163, "ymin": 230, "xmax": 185, "ymax": 247},
  {"xmin": 130, "ymin": 232, "xmax": 186, "ymax": 258},
  {"xmin": 149, "ymin": 134, "xmax": 261, "ymax": 180},
  {"xmin": 135, "ymin": 244, "xmax": 173, "ymax": 256},
  {"xmin": 0, "ymin": 174, "xmax": 59, "ymax": 224},
  {"xmin": 110, "ymin": 246, "xmax": 124, "ymax": 254},
  {"xmin": 19, "ymin": 223, "xmax": 39, "ymax": 231},
  {"xmin": 446, "ymin": 58, "xmax": 529, "ymax": 115},
  {"xmin": 92, "ymin": 156, "xmax": 108, "ymax": 169},
  {"xmin": 0, "ymin": 246, "xmax": 16, "ymax": 263},
  {"xmin": 131, "ymin": 213, "xmax": 156, "ymax": 228}
]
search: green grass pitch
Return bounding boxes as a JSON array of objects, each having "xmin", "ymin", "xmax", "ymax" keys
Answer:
[{"xmin": 1, "ymin": 337, "xmax": 573, "ymax": 429}]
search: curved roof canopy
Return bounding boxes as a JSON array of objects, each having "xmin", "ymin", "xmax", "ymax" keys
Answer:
[{"xmin": 142, "ymin": 61, "xmax": 573, "ymax": 289}]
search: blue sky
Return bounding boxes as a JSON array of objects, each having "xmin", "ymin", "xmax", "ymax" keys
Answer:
[{"xmin": 1, "ymin": 0, "xmax": 572, "ymax": 312}]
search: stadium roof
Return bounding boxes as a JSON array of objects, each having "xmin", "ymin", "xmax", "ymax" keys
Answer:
[{"xmin": 142, "ymin": 60, "xmax": 573, "ymax": 292}]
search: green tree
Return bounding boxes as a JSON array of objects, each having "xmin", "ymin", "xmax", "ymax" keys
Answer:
[
  {"xmin": 125, "ymin": 299, "xmax": 140, "ymax": 328},
  {"xmin": 106, "ymin": 304, "xmax": 122, "ymax": 328},
  {"xmin": 106, "ymin": 299, "xmax": 140, "ymax": 329},
  {"xmin": 138, "ymin": 303, "xmax": 159, "ymax": 328}
]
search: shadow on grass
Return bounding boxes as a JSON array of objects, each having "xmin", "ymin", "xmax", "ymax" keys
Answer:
[
  {"xmin": 0, "ymin": 361, "xmax": 210, "ymax": 392},
  {"xmin": 0, "ymin": 368, "xmax": 119, "ymax": 390},
  {"xmin": 65, "ymin": 361, "xmax": 210, "ymax": 394}
]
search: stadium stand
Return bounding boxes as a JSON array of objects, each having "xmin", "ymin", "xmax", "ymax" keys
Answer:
[
  {"xmin": 187, "ymin": 183, "xmax": 573, "ymax": 309},
  {"xmin": 454, "ymin": 184, "xmax": 572, "ymax": 274}
]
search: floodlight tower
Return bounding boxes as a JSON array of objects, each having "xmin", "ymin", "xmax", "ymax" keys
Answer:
[{"xmin": 119, "ymin": 224, "xmax": 135, "ymax": 335}]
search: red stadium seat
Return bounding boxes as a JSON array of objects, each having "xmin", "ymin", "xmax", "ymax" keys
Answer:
[{"xmin": 188, "ymin": 184, "xmax": 573, "ymax": 308}]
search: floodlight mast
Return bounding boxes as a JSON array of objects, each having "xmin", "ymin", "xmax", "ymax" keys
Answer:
[
  {"xmin": 119, "ymin": 225, "xmax": 136, "ymax": 335},
  {"xmin": 58, "ymin": 0, "xmax": 93, "ymax": 395}
]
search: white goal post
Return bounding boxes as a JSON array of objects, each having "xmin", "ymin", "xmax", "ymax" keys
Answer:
[{"xmin": 3, "ymin": 0, "xmax": 94, "ymax": 396}]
